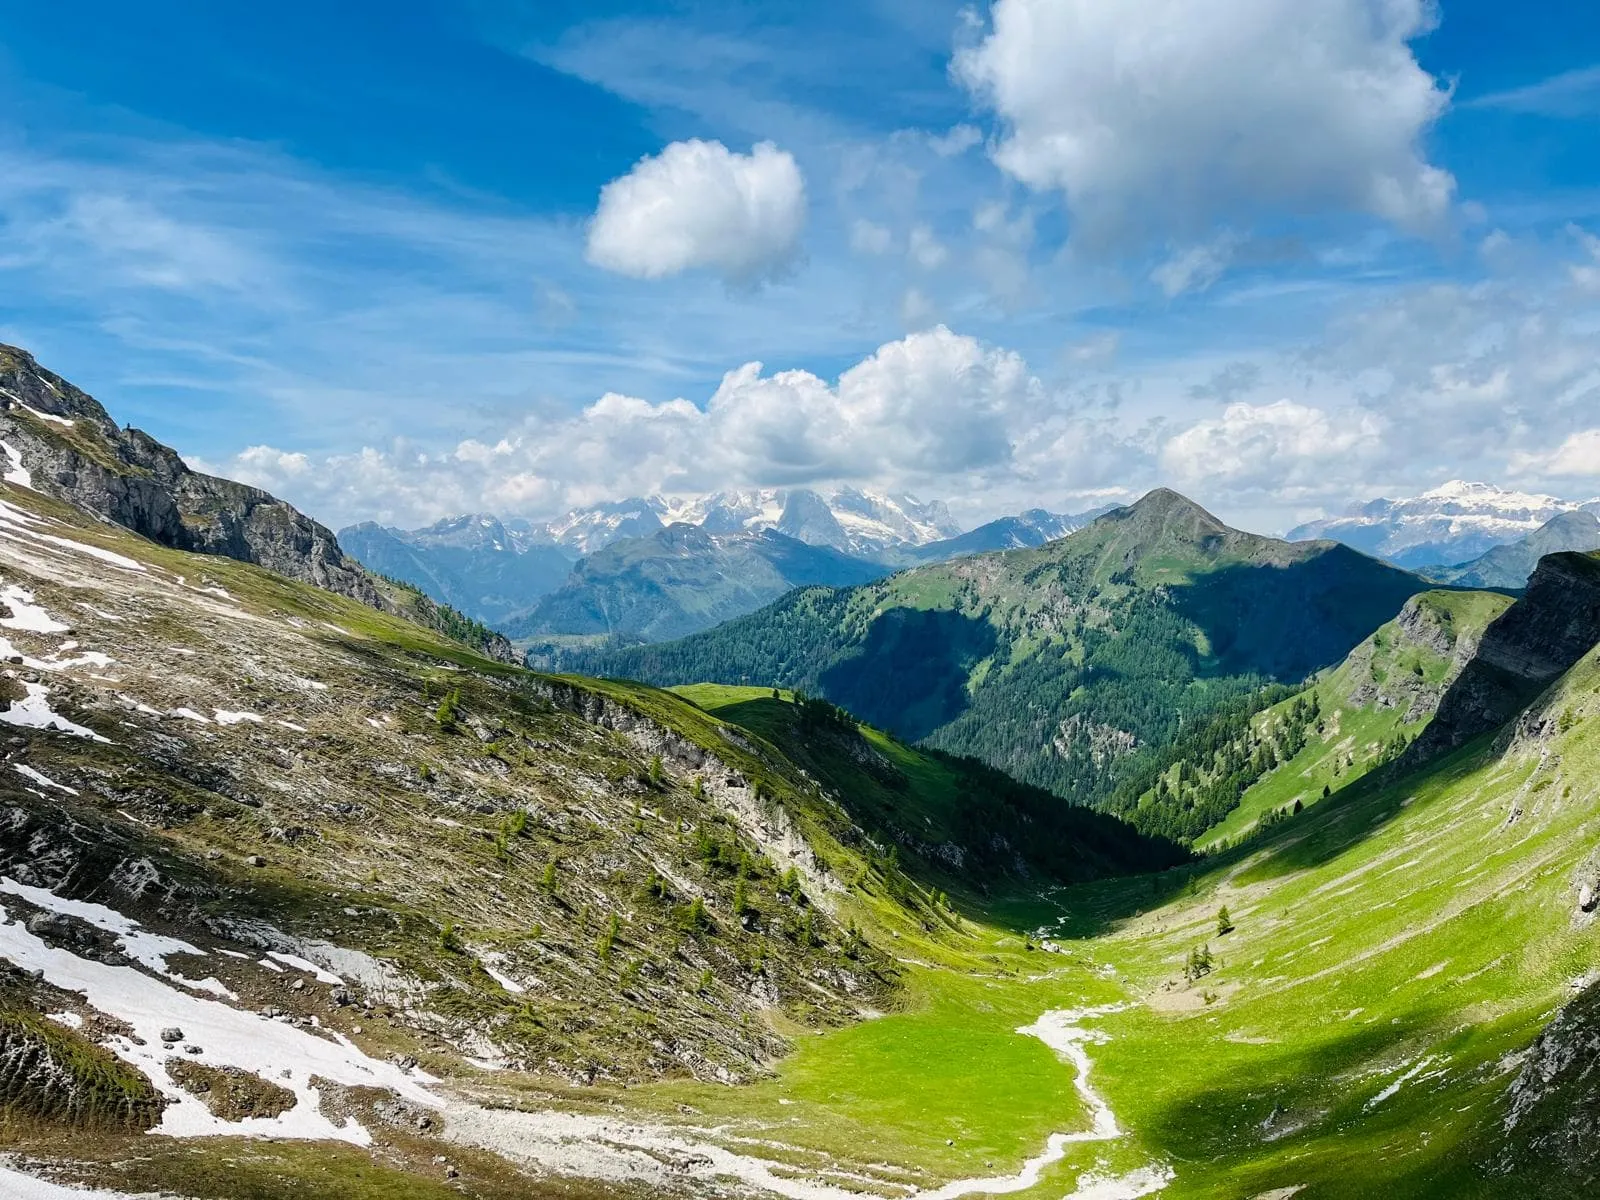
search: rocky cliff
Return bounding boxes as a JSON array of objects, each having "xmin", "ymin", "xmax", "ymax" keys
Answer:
[
  {"xmin": 0, "ymin": 344, "xmax": 513, "ymax": 662},
  {"xmin": 1405, "ymin": 551, "xmax": 1600, "ymax": 763},
  {"xmin": 1493, "ymin": 977, "xmax": 1600, "ymax": 1190}
]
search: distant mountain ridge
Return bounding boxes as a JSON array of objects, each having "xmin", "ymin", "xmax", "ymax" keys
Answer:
[
  {"xmin": 565, "ymin": 488, "xmax": 1430, "ymax": 811},
  {"xmin": 1427, "ymin": 510, "xmax": 1600, "ymax": 589},
  {"xmin": 510, "ymin": 524, "xmax": 891, "ymax": 644},
  {"xmin": 341, "ymin": 494, "xmax": 1095, "ymax": 635},
  {"xmin": 1290, "ymin": 480, "xmax": 1600, "ymax": 568},
  {"xmin": 339, "ymin": 515, "xmax": 576, "ymax": 628}
]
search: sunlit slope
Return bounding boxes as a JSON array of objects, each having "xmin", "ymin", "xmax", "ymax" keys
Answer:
[
  {"xmin": 1044, "ymin": 635, "xmax": 1600, "ymax": 1197},
  {"xmin": 1191, "ymin": 589, "xmax": 1514, "ymax": 849},
  {"xmin": 575, "ymin": 490, "xmax": 1428, "ymax": 818}
]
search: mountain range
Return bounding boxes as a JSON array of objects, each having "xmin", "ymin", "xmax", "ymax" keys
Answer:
[
  {"xmin": 9, "ymin": 343, "xmax": 1600, "ymax": 1197},
  {"xmin": 1288, "ymin": 478, "xmax": 1600, "ymax": 568},
  {"xmin": 340, "ymin": 498, "xmax": 1101, "ymax": 640},
  {"xmin": 567, "ymin": 489, "xmax": 1429, "ymax": 810},
  {"xmin": 1426, "ymin": 509, "xmax": 1600, "ymax": 589}
]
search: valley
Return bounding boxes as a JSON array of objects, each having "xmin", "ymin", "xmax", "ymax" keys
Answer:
[{"xmin": 2, "ymin": 347, "xmax": 1599, "ymax": 1198}]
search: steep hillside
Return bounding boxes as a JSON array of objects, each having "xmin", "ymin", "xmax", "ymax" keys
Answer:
[
  {"xmin": 1103, "ymin": 589, "xmax": 1514, "ymax": 847},
  {"xmin": 1429, "ymin": 510, "xmax": 1600, "ymax": 589},
  {"xmin": 674, "ymin": 685, "xmax": 1187, "ymax": 889},
  {"xmin": 339, "ymin": 516, "xmax": 576, "ymax": 627},
  {"xmin": 570, "ymin": 490, "xmax": 1428, "ymax": 818},
  {"xmin": 0, "ymin": 345, "xmax": 512, "ymax": 664},
  {"xmin": 514, "ymin": 526, "xmax": 889, "ymax": 645},
  {"xmin": 1406, "ymin": 550, "xmax": 1600, "ymax": 764},
  {"xmin": 0, "ymin": 468, "xmax": 1186, "ymax": 1196}
]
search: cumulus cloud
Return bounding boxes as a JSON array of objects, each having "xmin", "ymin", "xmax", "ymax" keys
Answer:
[
  {"xmin": 954, "ymin": 0, "xmax": 1455, "ymax": 247},
  {"xmin": 586, "ymin": 139, "xmax": 806, "ymax": 283},
  {"xmin": 850, "ymin": 218, "xmax": 893, "ymax": 255},
  {"xmin": 1511, "ymin": 430, "xmax": 1600, "ymax": 478},
  {"xmin": 217, "ymin": 327, "xmax": 1057, "ymax": 527},
  {"xmin": 1160, "ymin": 399, "xmax": 1385, "ymax": 492}
]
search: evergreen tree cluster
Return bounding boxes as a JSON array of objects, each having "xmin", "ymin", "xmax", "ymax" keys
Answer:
[{"xmin": 1106, "ymin": 688, "xmax": 1320, "ymax": 844}]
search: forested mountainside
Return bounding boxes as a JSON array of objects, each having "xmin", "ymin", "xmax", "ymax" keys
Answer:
[
  {"xmin": 566, "ymin": 489, "xmax": 1428, "ymax": 819},
  {"xmin": 512, "ymin": 525, "xmax": 889, "ymax": 645},
  {"xmin": 1107, "ymin": 588, "xmax": 1513, "ymax": 845},
  {"xmin": 0, "ymin": 344, "xmax": 513, "ymax": 664}
]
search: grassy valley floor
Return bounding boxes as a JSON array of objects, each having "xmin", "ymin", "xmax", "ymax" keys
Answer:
[{"xmin": 478, "ymin": 663, "xmax": 1600, "ymax": 1200}]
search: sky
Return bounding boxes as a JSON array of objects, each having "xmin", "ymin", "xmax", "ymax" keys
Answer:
[{"xmin": 2, "ymin": 0, "xmax": 1600, "ymax": 535}]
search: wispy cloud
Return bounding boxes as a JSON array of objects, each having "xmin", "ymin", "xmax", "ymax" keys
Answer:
[{"xmin": 1466, "ymin": 65, "xmax": 1600, "ymax": 119}]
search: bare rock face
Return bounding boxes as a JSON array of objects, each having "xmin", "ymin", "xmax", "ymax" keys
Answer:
[
  {"xmin": 0, "ymin": 344, "xmax": 379, "ymax": 605},
  {"xmin": 0, "ymin": 344, "xmax": 514, "ymax": 663},
  {"xmin": 1495, "ymin": 978, "xmax": 1600, "ymax": 1186},
  {"xmin": 1404, "ymin": 552, "xmax": 1600, "ymax": 765}
]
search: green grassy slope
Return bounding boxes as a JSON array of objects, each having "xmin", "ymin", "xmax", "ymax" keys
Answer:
[
  {"xmin": 674, "ymin": 684, "xmax": 1188, "ymax": 893},
  {"xmin": 594, "ymin": 628, "xmax": 1600, "ymax": 1198},
  {"xmin": 1102, "ymin": 589, "xmax": 1516, "ymax": 848},
  {"xmin": 570, "ymin": 490, "xmax": 1429, "ymax": 821}
]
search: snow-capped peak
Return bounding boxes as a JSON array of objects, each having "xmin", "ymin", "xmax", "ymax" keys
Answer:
[
  {"xmin": 510, "ymin": 487, "xmax": 964, "ymax": 559},
  {"xmin": 1288, "ymin": 480, "xmax": 1591, "ymax": 569}
]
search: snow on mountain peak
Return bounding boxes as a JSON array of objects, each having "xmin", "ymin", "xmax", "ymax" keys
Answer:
[{"xmin": 1289, "ymin": 480, "xmax": 1590, "ymax": 569}]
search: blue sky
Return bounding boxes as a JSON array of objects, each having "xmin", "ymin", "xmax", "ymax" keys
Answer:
[{"xmin": 2, "ymin": 0, "xmax": 1599, "ymax": 532}]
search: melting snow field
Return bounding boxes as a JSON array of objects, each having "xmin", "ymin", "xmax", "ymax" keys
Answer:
[
  {"xmin": 0, "ymin": 1163, "xmax": 154, "ymax": 1199},
  {"xmin": 0, "ymin": 880, "xmax": 438, "ymax": 1145},
  {"xmin": 0, "ymin": 680, "xmax": 110, "ymax": 742}
]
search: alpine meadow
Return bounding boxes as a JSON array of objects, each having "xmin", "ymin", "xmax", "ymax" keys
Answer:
[{"xmin": 4, "ymin": 3, "xmax": 1600, "ymax": 1200}]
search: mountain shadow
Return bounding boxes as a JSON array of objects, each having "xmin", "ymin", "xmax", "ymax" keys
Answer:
[
  {"xmin": 819, "ymin": 607, "xmax": 999, "ymax": 741},
  {"xmin": 1166, "ymin": 544, "xmax": 1426, "ymax": 680}
]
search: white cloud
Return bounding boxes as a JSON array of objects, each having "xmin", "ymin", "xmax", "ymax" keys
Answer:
[
  {"xmin": 908, "ymin": 224, "xmax": 948, "ymax": 270},
  {"xmin": 218, "ymin": 326, "xmax": 1054, "ymax": 526},
  {"xmin": 850, "ymin": 218, "xmax": 893, "ymax": 255},
  {"xmin": 954, "ymin": 0, "xmax": 1455, "ymax": 246},
  {"xmin": 586, "ymin": 139, "xmax": 806, "ymax": 283},
  {"xmin": 1511, "ymin": 430, "xmax": 1600, "ymax": 478},
  {"xmin": 1466, "ymin": 65, "xmax": 1600, "ymax": 119},
  {"xmin": 926, "ymin": 124, "xmax": 983, "ymax": 158},
  {"xmin": 1161, "ymin": 399, "xmax": 1385, "ymax": 492}
]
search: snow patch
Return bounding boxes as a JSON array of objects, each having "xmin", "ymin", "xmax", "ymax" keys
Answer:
[
  {"xmin": 0, "ymin": 878, "xmax": 231, "ymax": 997},
  {"xmin": 0, "ymin": 583, "xmax": 69, "ymax": 633},
  {"xmin": 0, "ymin": 1164, "xmax": 152, "ymax": 1200},
  {"xmin": 266, "ymin": 951, "xmax": 343, "ymax": 986},
  {"xmin": 0, "ymin": 503, "xmax": 146, "ymax": 571},
  {"xmin": 13, "ymin": 764, "xmax": 77, "ymax": 795},
  {"xmin": 1064, "ymin": 1165, "xmax": 1176, "ymax": 1200},
  {"xmin": 1364, "ymin": 1055, "xmax": 1439, "ymax": 1111},
  {"xmin": 0, "ymin": 680, "xmax": 110, "ymax": 742},
  {"xmin": 214, "ymin": 709, "xmax": 263, "ymax": 726},
  {"xmin": 0, "ymin": 892, "xmax": 437, "ymax": 1144},
  {"xmin": 1, "ymin": 441, "xmax": 31, "ymax": 488}
]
